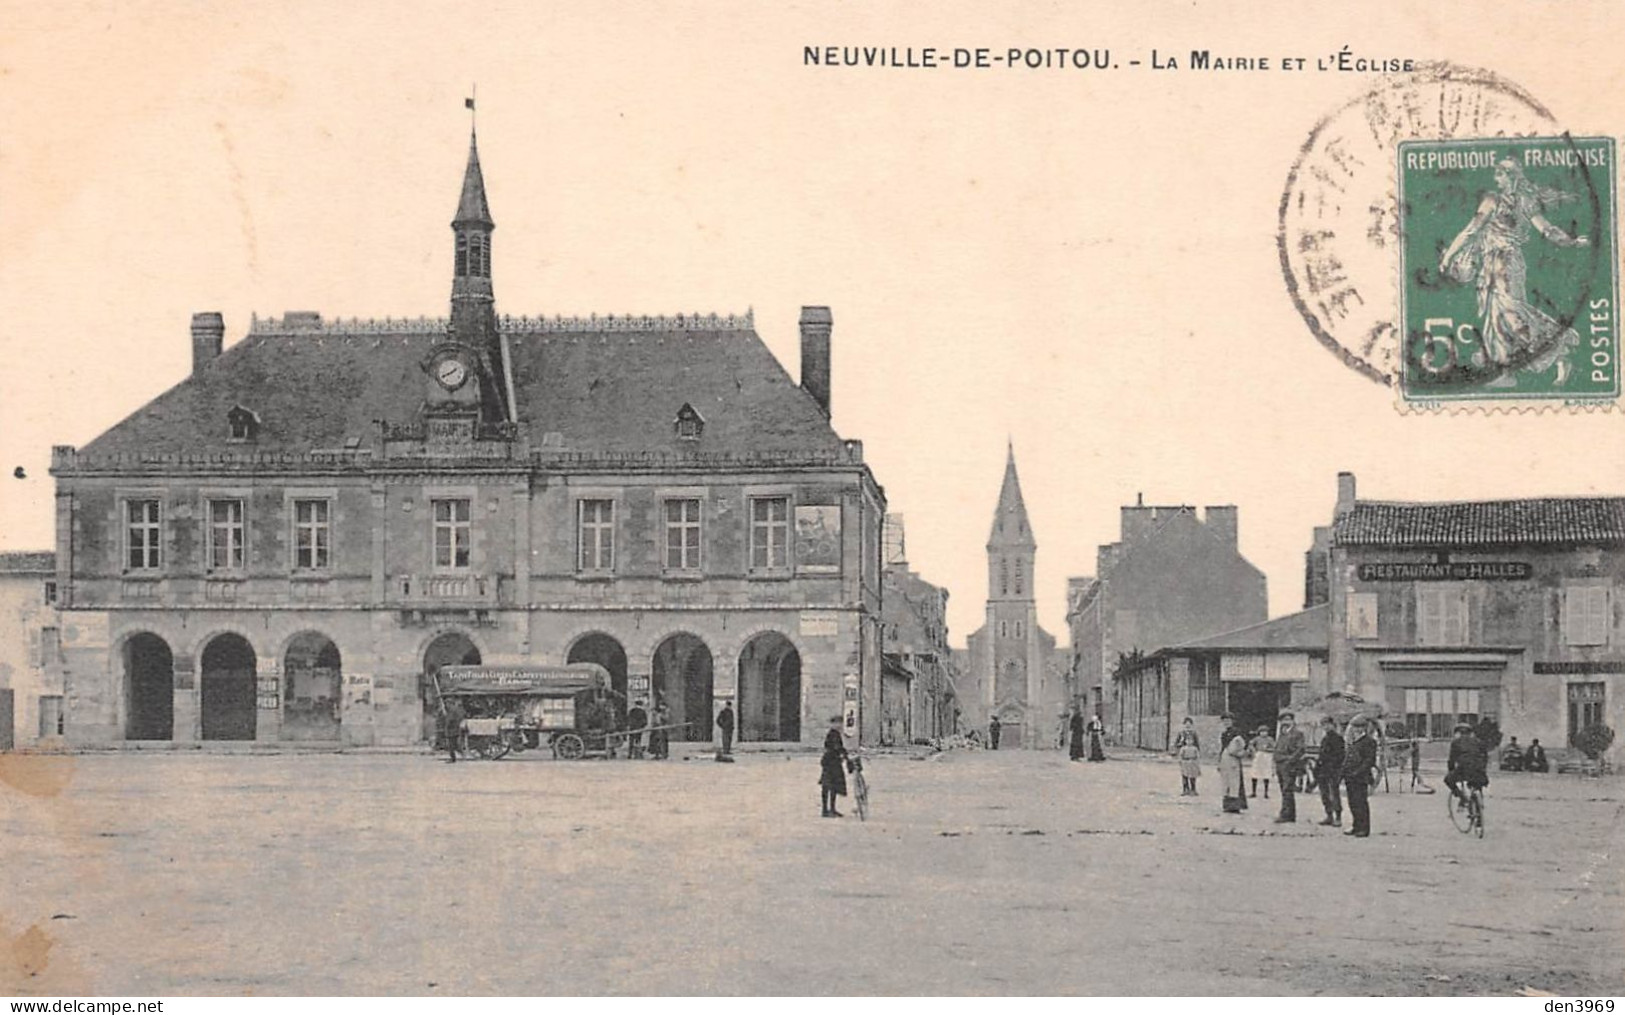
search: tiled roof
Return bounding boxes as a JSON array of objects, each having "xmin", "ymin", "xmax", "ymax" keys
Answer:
[
  {"xmin": 1334, "ymin": 499, "xmax": 1625, "ymax": 548},
  {"xmin": 77, "ymin": 321, "xmax": 846, "ymax": 459},
  {"xmin": 0, "ymin": 551, "xmax": 55, "ymax": 574}
]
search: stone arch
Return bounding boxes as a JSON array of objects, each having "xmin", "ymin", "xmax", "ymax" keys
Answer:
[
  {"xmin": 735, "ymin": 630, "xmax": 802, "ymax": 742},
  {"xmin": 650, "ymin": 632, "xmax": 714, "ymax": 742},
  {"xmin": 200, "ymin": 632, "xmax": 257, "ymax": 741},
  {"xmin": 420, "ymin": 629, "xmax": 484, "ymax": 744},
  {"xmin": 566, "ymin": 631, "xmax": 630, "ymax": 716},
  {"xmin": 282, "ymin": 630, "xmax": 343, "ymax": 741},
  {"xmin": 121, "ymin": 631, "xmax": 174, "ymax": 741}
]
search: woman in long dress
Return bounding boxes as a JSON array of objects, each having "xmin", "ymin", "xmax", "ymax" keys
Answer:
[
  {"xmin": 1219, "ymin": 720, "xmax": 1249, "ymax": 813},
  {"xmin": 1068, "ymin": 708, "xmax": 1086, "ymax": 761},
  {"xmin": 1086, "ymin": 714, "xmax": 1106, "ymax": 762},
  {"xmin": 1439, "ymin": 159, "xmax": 1590, "ymax": 385},
  {"xmin": 1173, "ymin": 717, "xmax": 1201, "ymax": 796}
]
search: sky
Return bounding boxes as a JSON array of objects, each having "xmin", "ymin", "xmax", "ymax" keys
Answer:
[{"xmin": 3, "ymin": 1, "xmax": 1624, "ymax": 646}]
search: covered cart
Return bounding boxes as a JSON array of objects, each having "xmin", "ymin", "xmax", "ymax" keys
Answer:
[{"xmin": 433, "ymin": 662, "xmax": 620, "ymax": 760}]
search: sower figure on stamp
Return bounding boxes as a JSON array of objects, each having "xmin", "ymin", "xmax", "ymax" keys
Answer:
[
  {"xmin": 1272, "ymin": 712, "xmax": 1306, "ymax": 823},
  {"xmin": 1342, "ymin": 717, "xmax": 1379, "ymax": 838},
  {"xmin": 1316, "ymin": 716, "xmax": 1344, "ymax": 826}
]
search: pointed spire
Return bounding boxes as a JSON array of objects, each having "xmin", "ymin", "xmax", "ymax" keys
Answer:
[
  {"xmin": 988, "ymin": 443, "xmax": 1036, "ymax": 549},
  {"xmin": 453, "ymin": 129, "xmax": 493, "ymax": 228}
]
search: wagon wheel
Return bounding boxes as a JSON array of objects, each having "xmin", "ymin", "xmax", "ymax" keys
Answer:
[
  {"xmin": 479, "ymin": 736, "xmax": 511, "ymax": 761},
  {"xmin": 553, "ymin": 733, "xmax": 586, "ymax": 760}
]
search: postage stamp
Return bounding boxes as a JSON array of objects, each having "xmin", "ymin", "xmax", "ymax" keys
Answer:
[{"xmin": 1396, "ymin": 137, "xmax": 1618, "ymax": 405}]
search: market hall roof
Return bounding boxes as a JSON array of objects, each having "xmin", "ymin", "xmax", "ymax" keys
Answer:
[
  {"xmin": 1334, "ymin": 498, "xmax": 1625, "ymax": 549},
  {"xmin": 1176, "ymin": 604, "xmax": 1329, "ymax": 653},
  {"xmin": 72, "ymin": 312, "xmax": 849, "ymax": 461}
]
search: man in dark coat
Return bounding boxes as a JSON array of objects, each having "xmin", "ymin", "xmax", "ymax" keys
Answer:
[
  {"xmin": 1068, "ymin": 708, "xmax": 1086, "ymax": 761},
  {"xmin": 1273, "ymin": 712, "xmax": 1307, "ymax": 823},
  {"xmin": 1342, "ymin": 716, "xmax": 1379, "ymax": 837},
  {"xmin": 440, "ymin": 696, "xmax": 465, "ymax": 764},
  {"xmin": 625, "ymin": 699, "xmax": 648, "ymax": 760},
  {"xmin": 1525, "ymin": 738, "xmax": 1549, "ymax": 773},
  {"xmin": 820, "ymin": 716, "xmax": 849, "ymax": 817},
  {"xmin": 988, "ymin": 715, "xmax": 1002, "ymax": 750},
  {"xmin": 1316, "ymin": 716, "xmax": 1345, "ymax": 826},
  {"xmin": 1445, "ymin": 721, "xmax": 1490, "ymax": 804},
  {"xmin": 717, "ymin": 701, "xmax": 736, "ymax": 756}
]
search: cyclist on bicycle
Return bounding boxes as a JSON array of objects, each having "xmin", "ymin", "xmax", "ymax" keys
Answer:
[{"xmin": 1443, "ymin": 721, "xmax": 1489, "ymax": 805}]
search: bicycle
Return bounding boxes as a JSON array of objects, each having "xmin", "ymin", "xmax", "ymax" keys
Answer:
[
  {"xmin": 850, "ymin": 756, "xmax": 870, "ymax": 822},
  {"xmin": 1447, "ymin": 784, "xmax": 1485, "ymax": 838}
]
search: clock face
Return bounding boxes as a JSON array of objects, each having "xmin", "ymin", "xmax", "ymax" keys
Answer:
[{"xmin": 435, "ymin": 358, "xmax": 469, "ymax": 390}]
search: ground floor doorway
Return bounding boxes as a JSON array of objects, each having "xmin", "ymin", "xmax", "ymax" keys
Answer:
[
  {"xmin": 1225, "ymin": 681, "xmax": 1291, "ymax": 739},
  {"xmin": 653, "ymin": 634, "xmax": 713, "ymax": 742},
  {"xmin": 737, "ymin": 632, "xmax": 800, "ymax": 742},
  {"xmin": 125, "ymin": 633, "xmax": 174, "ymax": 740},
  {"xmin": 201, "ymin": 634, "xmax": 257, "ymax": 741},
  {"xmin": 283, "ymin": 632, "xmax": 342, "ymax": 741}
]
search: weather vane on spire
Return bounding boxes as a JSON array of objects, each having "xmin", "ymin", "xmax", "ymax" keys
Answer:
[{"xmin": 465, "ymin": 84, "xmax": 477, "ymax": 136}]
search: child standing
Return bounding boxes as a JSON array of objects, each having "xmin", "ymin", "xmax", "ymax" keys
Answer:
[
  {"xmin": 1173, "ymin": 717, "xmax": 1201, "ymax": 796},
  {"xmin": 1251, "ymin": 725, "xmax": 1275, "ymax": 799}
]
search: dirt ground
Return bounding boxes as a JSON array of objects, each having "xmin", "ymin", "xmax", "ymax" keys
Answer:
[{"xmin": 1, "ymin": 745, "xmax": 1620, "ymax": 996}]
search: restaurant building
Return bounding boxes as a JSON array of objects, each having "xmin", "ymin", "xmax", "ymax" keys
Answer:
[
  {"xmin": 48, "ymin": 129, "xmax": 888, "ymax": 749},
  {"xmin": 1325, "ymin": 472, "xmax": 1625, "ymax": 757}
]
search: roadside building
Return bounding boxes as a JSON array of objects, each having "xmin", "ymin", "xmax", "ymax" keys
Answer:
[
  {"xmin": 1328, "ymin": 472, "xmax": 1625, "ymax": 761},
  {"xmin": 1067, "ymin": 498, "xmax": 1269, "ymax": 732},
  {"xmin": 48, "ymin": 128, "xmax": 889, "ymax": 749},
  {"xmin": 881, "ymin": 515, "xmax": 957, "ymax": 744},
  {"xmin": 1112, "ymin": 605, "xmax": 1330, "ymax": 752},
  {"xmin": 961, "ymin": 446, "xmax": 1064, "ymax": 748},
  {"xmin": 0, "ymin": 552, "xmax": 65, "ymax": 749}
]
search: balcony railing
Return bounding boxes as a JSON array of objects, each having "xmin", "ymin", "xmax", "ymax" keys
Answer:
[{"xmin": 395, "ymin": 573, "xmax": 497, "ymax": 605}]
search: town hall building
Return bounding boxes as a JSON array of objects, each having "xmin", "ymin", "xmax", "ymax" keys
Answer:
[{"xmin": 48, "ymin": 127, "xmax": 889, "ymax": 749}]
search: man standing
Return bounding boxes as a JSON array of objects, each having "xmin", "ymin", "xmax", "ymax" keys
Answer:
[
  {"xmin": 625, "ymin": 698, "xmax": 648, "ymax": 760},
  {"xmin": 989, "ymin": 715, "xmax": 1002, "ymax": 750},
  {"xmin": 1342, "ymin": 716, "xmax": 1379, "ymax": 837},
  {"xmin": 1273, "ymin": 712, "xmax": 1307, "ymax": 823},
  {"xmin": 1316, "ymin": 716, "xmax": 1345, "ymax": 826},
  {"xmin": 716, "ymin": 700, "xmax": 736, "ymax": 756},
  {"xmin": 440, "ymin": 696, "xmax": 465, "ymax": 764}
]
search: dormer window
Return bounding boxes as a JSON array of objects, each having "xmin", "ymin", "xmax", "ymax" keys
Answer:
[
  {"xmin": 227, "ymin": 406, "xmax": 260, "ymax": 443},
  {"xmin": 674, "ymin": 403, "xmax": 705, "ymax": 441}
]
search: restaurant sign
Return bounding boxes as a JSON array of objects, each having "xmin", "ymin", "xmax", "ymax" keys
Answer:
[{"xmin": 1357, "ymin": 561, "xmax": 1531, "ymax": 582}]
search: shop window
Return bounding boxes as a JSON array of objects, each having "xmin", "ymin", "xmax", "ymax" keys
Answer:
[
  {"xmin": 1563, "ymin": 585, "xmax": 1611, "ymax": 647},
  {"xmin": 1568, "ymin": 683, "xmax": 1606, "ymax": 746},
  {"xmin": 1404, "ymin": 687, "xmax": 1480, "ymax": 740},
  {"xmin": 1417, "ymin": 585, "xmax": 1468, "ymax": 646}
]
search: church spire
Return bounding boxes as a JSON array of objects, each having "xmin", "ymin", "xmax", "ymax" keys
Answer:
[
  {"xmin": 447, "ymin": 107, "xmax": 511, "ymax": 423},
  {"xmin": 987, "ymin": 442, "xmax": 1036, "ymax": 550},
  {"xmin": 453, "ymin": 128, "xmax": 494, "ymax": 230}
]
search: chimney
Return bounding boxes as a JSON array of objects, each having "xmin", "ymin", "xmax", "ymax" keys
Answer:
[
  {"xmin": 1335, "ymin": 471, "xmax": 1357, "ymax": 518},
  {"xmin": 191, "ymin": 312, "xmax": 225, "ymax": 375},
  {"xmin": 883, "ymin": 513, "xmax": 907, "ymax": 567},
  {"xmin": 1204, "ymin": 505, "xmax": 1238, "ymax": 547},
  {"xmin": 799, "ymin": 305, "xmax": 832, "ymax": 417},
  {"xmin": 1304, "ymin": 525, "xmax": 1332, "ymax": 608}
]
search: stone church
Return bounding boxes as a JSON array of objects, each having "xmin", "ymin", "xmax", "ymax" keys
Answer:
[
  {"xmin": 962, "ymin": 446, "xmax": 1066, "ymax": 748},
  {"xmin": 47, "ymin": 125, "xmax": 889, "ymax": 749}
]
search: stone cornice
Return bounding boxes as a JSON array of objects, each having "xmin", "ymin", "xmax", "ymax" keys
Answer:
[{"xmin": 246, "ymin": 309, "xmax": 756, "ymax": 337}]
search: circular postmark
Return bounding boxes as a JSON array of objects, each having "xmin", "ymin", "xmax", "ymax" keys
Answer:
[{"xmin": 1278, "ymin": 63, "xmax": 1564, "ymax": 388}]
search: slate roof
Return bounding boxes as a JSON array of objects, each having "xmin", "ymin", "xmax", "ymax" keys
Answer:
[
  {"xmin": 1177, "ymin": 604, "xmax": 1329, "ymax": 653},
  {"xmin": 75, "ymin": 321, "xmax": 846, "ymax": 459},
  {"xmin": 987, "ymin": 443, "xmax": 1036, "ymax": 548},
  {"xmin": 0, "ymin": 551, "xmax": 55, "ymax": 574},
  {"xmin": 1334, "ymin": 499, "xmax": 1625, "ymax": 549},
  {"xmin": 454, "ymin": 134, "xmax": 493, "ymax": 227}
]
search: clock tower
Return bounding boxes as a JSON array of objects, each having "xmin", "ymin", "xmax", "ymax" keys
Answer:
[{"xmin": 442, "ymin": 124, "xmax": 513, "ymax": 424}]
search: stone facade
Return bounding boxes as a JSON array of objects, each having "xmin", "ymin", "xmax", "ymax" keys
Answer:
[
  {"xmin": 1067, "ymin": 500, "xmax": 1269, "ymax": 732},
  {"xmin": 48, "ymin": 131, "xmax": 888, "ymax": 749},
  {"xmin": 1327, "ymin": 472, "xmax": 1625, "ymax": 761},
  {"xmin": 0, "ymin": 552, "xmax": 65, "ymax": 749},
  {"xmin": 962, "ymin": 447, "xmax": 1064, "ymax": 748},
  {"xmin": 881, "ymin": 515, "xmax": 958, "ymax": 743}
]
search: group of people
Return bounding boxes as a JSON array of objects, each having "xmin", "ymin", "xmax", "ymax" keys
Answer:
[
  {"xmin": 621, "ymin": 698, "xmax": 678, "ymax": 760},
  {"xmin": 1175, "ymin": 712, "xmax": 1384, "ymax": 837},
  {"xmin": 1065, "ymin": 709, "xmax": 1106, "ymax": 762},
  {"xmin": 1498, "ymin": 735, "xmax": 1549, "ymax": 772}
]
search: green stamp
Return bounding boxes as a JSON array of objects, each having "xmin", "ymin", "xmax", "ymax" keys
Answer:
[{"xmin": 1398, "ymin": 136, "xmax": 1618, "ymax": 404}]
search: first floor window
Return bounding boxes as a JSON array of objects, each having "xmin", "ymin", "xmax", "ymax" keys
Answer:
[
  {"xmin": 1418, "ymin": 585, "xmax": 1469, "ymax": 646},
  {"xmin": 208, "ymin": 499, "xmax": 245, "ymax": 571},
  {"xmin": 293, "ymin": 499, "xmax": 331, "ymax": 570},
  {"xmin": 750, "ymin": 497, "xmax": 789, "ymax": 570},
  {"xmin": 578, "ymin": 499, "xmax": 615, "ymax": 572},
  {"xmin": 1563, "ymin": 585, "xmax": 1611, "ymax": 647},
  {"xmin": 664, "ymin": 498, "xmax": 702, "ymax": 571},
  {"xmin": 39, "ymin": 696, "xmax": 64, "ymax": 738},
  {"xmin": 126, "ymin": 499, "xmax": 161, "ymax": 570},
  {"xmin": 433, "ymin": 498, "xmax": 471, "ymax": 569},
  {"xmin": 1404, "ymin": 687, "xmax": 1481, "ymax": 740}
]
